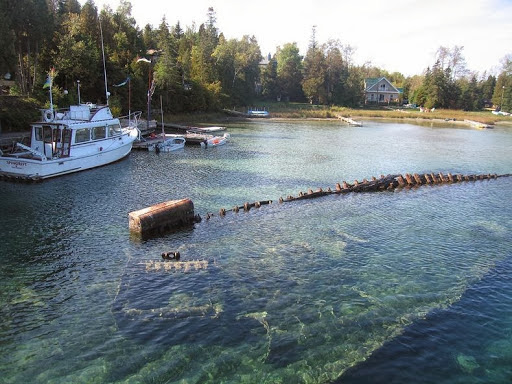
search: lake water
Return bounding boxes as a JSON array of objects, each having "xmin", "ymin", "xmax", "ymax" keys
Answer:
[{"xmin": 1, "ymin": 119, "xmax": 511, "ymax": 383}]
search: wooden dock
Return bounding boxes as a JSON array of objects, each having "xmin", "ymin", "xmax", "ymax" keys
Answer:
[
  {"xmin": 132, "ymin": 133, "xmax": 210, "ymax": 150},
  {"xmin": 464, "ymin": 120, "xmax": 493, "ymax": 129},
  {"xmin": 337, "ymin": 115, "xmax": 362, "ymax": 126}
]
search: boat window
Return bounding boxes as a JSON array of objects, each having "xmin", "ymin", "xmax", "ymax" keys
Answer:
[
  {"xmin": 75, "ymin": 128, "xmax": 91, "ymax": 143},
  {"xmin": 43, "ymin": 125, "xmax": 53, "ymax": 143},
  {"xmin": 61, "ymin": 128, "xmax": 71, "ymax": 157},
  {"xmin": 92, "ymin": 126, "xmax": 106, "ymax": 140},
  {"xmin": 34, "ymin": 126, "xmax": 43, "ymax": 141},
  {"xmin": 108, "ymin": 123, "xmax": 122, "ymax": 137}
]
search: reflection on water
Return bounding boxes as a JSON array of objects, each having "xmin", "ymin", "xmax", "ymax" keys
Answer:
[{"xmin": 0, "ymin": 120, "xmax": 511, "ymax": 383}]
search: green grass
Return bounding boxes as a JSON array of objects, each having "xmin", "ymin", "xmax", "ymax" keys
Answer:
[{"xmin": 236, "ymin": 102, "xmax": 512, "ymax": 126}]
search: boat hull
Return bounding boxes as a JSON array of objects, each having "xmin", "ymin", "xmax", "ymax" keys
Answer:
[{"xmin": 0, "ymin": 134, "xmax": 135, "ymax": 180}]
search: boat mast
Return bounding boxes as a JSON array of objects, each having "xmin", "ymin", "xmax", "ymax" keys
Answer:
[{"xmin": 99, "ymin": 19, "xmax": 109, "ymax": 105}]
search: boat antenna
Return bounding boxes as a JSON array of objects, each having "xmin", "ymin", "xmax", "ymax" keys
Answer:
[{"xmin": 99, "ymin": 18, "xmax": 109, "ymax": 105}]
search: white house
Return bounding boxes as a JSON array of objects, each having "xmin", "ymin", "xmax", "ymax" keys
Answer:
[{"xmin": 364, "ymin": 77, "xmax": 401, "ymax": 104}]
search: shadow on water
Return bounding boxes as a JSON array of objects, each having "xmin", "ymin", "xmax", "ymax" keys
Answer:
[{"xmin": 336, "ymin": 256, "xmax": 512, "ymax": 384}]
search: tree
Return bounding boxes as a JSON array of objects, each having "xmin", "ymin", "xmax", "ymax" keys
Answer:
[
  {"xmin": 53, "ymin": 11, "xmax": 101, "ymax": 103},
  {"xmin": 302, "ymin": 46, "xmax": 326, "ymax": 104},
  {"xmin": 323, "ymin": 40, "xmax": 345, "ymax": 105},
  {"xmin": 434, "ymin": 45, "xmax": 467, "ymax": 79},
  {"xmin": 5, "ymin": 0, "xmax": 53, "ymax": 94},
  {"xmin": 0, "ymin": 0, "xmax": 16, "ymax": 75},
  {"xmin": 480, "ymin": 74, "xmax": 496, "ymax": 102},
  {"xmin": 458, "ymin": 76, "xmax": 480, "ymax": 111},
  {"xmin": 213, "ymin": 35, "xmax": 261, "ymax": 105},
  {"xmin": 260, "ymin": 54, "xmax": 278, "ymax": 101},
  {"xmin": 275, "ymin": 43, "xmax": 303, "ymax": 102},
  {"xmin": 492, "ymin": 59, "xmax": 512, "ymax": 112}
]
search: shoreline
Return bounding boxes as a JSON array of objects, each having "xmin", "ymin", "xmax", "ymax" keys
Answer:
[{"xmin": 1, "ymin": 115, "xmax": 510, "ymax": 140}]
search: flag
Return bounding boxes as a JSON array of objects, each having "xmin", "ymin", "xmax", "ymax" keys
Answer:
[
  {"xmin": 113, "ymin": 77, "xmax": 130, "ymax": 87},
  {"xmin": 43, "ymin": 77, "xmax": 51, "ymax": 89},
  {"xmin": 43, "ymin": 67, "xmax": 56, "ymax": 89},
  {"xmin": 137, "ymin": 57, "xmax": 151, "ymax": 63}
]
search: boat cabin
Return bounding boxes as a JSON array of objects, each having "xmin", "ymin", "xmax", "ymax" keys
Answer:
[{"xmin": 27, "ymin": 104, "xmax": 124, "ymax": 160}]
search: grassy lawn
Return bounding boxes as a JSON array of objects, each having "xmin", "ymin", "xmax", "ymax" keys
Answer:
[{"xmin": 247, "ymin": 102, "xmax": 512, "ymax": 125}]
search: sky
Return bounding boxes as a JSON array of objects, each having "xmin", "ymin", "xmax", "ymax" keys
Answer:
[{"xmin": 80, "ymin": 0, "xmax": 512, "ymax": 77}]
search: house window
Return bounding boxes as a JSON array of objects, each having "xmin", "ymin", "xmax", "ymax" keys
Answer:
[
  {"xmin": 370, "ymin": 94, "xmax": 375, "ymax": 101},
  {"xmin": 380, "ymin": 84, "xmax": 386, "ymax": 91}
]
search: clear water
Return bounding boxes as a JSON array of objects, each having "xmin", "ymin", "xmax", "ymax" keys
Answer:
[{"xmin": 1, "ymin": 120, "xmax": 511, "ymax": 383}]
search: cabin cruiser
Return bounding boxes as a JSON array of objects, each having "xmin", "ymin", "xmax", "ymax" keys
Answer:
[{"xmin": 0, "ymin": 104, "xmax": 140, "ymax": 181}]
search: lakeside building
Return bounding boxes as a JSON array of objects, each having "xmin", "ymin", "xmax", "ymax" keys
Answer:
[{"xmin": 364, "ymin": 77, "xmax": 402, "ymax": 105}]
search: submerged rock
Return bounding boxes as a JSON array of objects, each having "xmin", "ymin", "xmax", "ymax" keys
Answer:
[{"xmin": 456, "ymin": 353, "xmax": 479, "ymax": 373}]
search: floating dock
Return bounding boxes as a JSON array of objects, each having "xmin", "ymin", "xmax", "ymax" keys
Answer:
[{"xmin": 337, "ymin": 115, "xmax": 362, "ymax": 126}]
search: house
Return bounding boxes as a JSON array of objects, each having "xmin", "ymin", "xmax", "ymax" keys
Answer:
[{"xmin": 364, "ymin": 77, "xmax": 401, "ymax": 104}]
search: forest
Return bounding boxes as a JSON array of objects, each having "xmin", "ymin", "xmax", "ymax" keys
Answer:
[{"xmin": 1, "ymin": 0, "xmax": 512, "ymax": 128}]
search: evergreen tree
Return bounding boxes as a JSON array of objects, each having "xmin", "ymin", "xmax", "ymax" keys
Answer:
[
  {"xmin": 302, "ymin": 45, "xmax": 326, "ymax": 104},
  {"xmin": 260, "ymin": 55, "xmax": 278, "ymax": 101}
]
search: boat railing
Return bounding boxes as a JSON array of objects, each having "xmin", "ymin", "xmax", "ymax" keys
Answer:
[{"xmin": 119, "ymin": 111, "xmax": 143, "ymax": 139}]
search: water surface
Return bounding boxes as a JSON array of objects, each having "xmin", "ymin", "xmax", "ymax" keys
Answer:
[{"xmin": 1, "ymin": 120, "xmax": 511, "ymax": 383}]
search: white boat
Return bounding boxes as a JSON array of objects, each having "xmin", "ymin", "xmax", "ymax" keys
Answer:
[
  {"xmin": 492, "ymin": 110, "xmax": 510, "ymax": 116},
  {"xmin": 247, "ymin": 109, "xmax": 269, "ymax": 118},
  {"xmin": 206, "ymin": 133, "xmax": 230, "ymax": 147},
  {"xmin": 147, "ymin": 135, "xmax": 186, "ymax": 152},
  {"xmin": 0, "ymin": 104, "xmax": 140, "ymax": 181}
]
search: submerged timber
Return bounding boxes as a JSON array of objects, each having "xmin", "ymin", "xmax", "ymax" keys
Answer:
[
  {"xmin": 210, "ymin": 172, "xmax": 511, "ymax": 218},
  {"xmin": 132, "ymin": 171, "xmax": 509, "ymax": 237}
]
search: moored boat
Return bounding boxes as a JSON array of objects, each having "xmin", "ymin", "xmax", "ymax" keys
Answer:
[
  {"xmin": 0, "ymin": 104, "xmax": 140, "ymax": 181},
  {"xmin": 247, "ymin": 109, "xmax": 270, "ymax": 118},
  {"xmin": 206, "ymin": 133, "xmax": 230, "ymax": 147},
  {"xmin": 147, "ymin": 135, "xmax": 186, "ymax": 152}
]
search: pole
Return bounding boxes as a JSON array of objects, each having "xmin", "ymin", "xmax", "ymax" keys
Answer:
[
  {"xmin": 160, "ymin": 95, "xmax": 164, "ymax": 136},
  {"xmin": 49, "ymin": 75, "xmax": 53, "ymax": 112},
  {"xmin": 77, "ymin": 80, "xmax": 81, "ymax": 105},
  {"xmin": 147, "ymin": 71, "xmax": 151, "ymax": 131},
  {"xmin": 128, "ymin": 78, "xmax": 131, "ymax": 117},
  {"xmin": 100, "ymin": 19, "xmax": 109, "ymax": 105}
]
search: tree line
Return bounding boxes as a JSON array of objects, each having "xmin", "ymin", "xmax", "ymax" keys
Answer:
[{"xmin": 1, "ymin": 0, "xmax": 511, "ymax": 118}]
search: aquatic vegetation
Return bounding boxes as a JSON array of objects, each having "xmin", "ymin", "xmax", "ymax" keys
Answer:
[{"xmin": 456, "ymin": 353, "xmax": 480, "ymax": 373}]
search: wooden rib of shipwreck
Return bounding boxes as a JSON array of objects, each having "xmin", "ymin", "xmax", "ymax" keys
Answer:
[
  {"xmin": 128, "ymin": 172, "xmax": 510, "ymax": 234},
  {"xmin": 207, "ymin": 172, "xmax": 511, "ymax": 219},
  {"xmin": 283, "ymin": 172, "xmax": 509, "ymax": 201}
]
